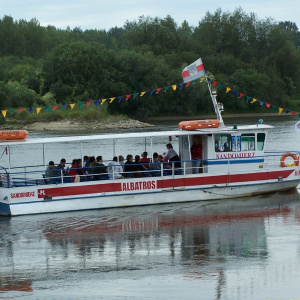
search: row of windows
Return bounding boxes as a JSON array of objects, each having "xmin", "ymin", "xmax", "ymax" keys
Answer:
[{"xmin": 215, "ymin": 133, "xmax": 265, "ymax": 152}]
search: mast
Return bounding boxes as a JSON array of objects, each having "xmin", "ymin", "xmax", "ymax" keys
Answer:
[{"xmin": 206, "ymin": 78, "xmax": 224, "ymax": 127}]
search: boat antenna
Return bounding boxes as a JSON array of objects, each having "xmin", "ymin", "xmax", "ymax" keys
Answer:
[{"xmin": 206, "ymin": 78, "xmax": 225, "ymax": 127}]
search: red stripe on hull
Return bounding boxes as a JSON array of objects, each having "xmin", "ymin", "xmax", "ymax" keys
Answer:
[
  {"xmin": 38, "ymin": 183, "xmax": 122, "ymax": 198},
  {"xmin": 38, "ymin": 169, "xmax": 295, "ymax": 199}
]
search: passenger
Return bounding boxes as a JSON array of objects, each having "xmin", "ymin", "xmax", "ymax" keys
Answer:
[
  {"xmin": 45, "ymin": 161, "xmax": 57, "ymax": 183},
  {"xmin": 56, "ymin": 158, "xmax": 69, "ymax": 176},
  {"xmin": 45, "ymin": 161, "xmax": 56, "ymax": 177},
  {"xmin": 83, "ymin": 156, "xmax": 89, "ymax": 168},
  {"xmin": 191, "ymin": 136, "xmax": 203, "ymax": 174},
  {"xmin": 140, "ymin": 151, "xmax": 151, "ymax": 168},
  {"xmin": 124, "ymin": 154, "xmax": 136, "ymax": 178},
  {"xmin": 118, "ymin": 155, "xmax": 125, "ymax": 170},
  {"xmin": 149, "ymin": 152, "xmax": 160, "ymax": 168},
  {"xmin": 77, "ymin": 159, "xmax": 87, "ymax": 182},
  {"xmin": 107, "ymin": 157, "xmax": 125, "ymax": 179},
  {"xmin": 68, "ymin": 159, "xmax": 79, "ymax": 182},
  {"xmin": 86, "ymin": 156, "xmax": 96, "ymax": 179},
  {"xmin": 149, "ymin": 152, "xmax": 161, "ymax": 176},
  {"xmin": 93, "ymin": 156, "xmax": 107, "ymax": 180},
  {"xmin": 134, "ymin": 155, "xmax": 146, "ymax": 176},
  {"xmin": 163, "ymin": 143, "xmax": 181, "ymax": 168}
]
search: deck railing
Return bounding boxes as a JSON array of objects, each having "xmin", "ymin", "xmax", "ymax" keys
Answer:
[{"xmin": 0, "ymin": 151, "xmax": 299, "ymax": 188}]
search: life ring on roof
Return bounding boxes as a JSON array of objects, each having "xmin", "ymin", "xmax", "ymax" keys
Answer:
[
  {"xmin": 0, "ymin": 130, "xmax": 29, "ymax": 140},
  {"xmin": 280, "ymin": 152, "xmax": 299, "ymax": 167},
  {"xmin": 178, "ymin": 120, "xmax": 220, "ymax": 130}
]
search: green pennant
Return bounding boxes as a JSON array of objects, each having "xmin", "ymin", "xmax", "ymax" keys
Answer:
[
  {"xmin": 78, "ymin": 103, "xmax": 83, "ymax": 109},
  {"xmin": 164, "ymin": 86, "xmax": 169, "ymax": 92},
  {"xmin": 192, "ymin": 79, "xmax": 197, "ymax": 85},
  {"xmin": 133, "ymin": 93, "xmax": 139, "ymax": 99},
  {"xmin": 45, "ymin": 107, "xmax": 50, "ymax": 112},
  {"xmin": 271, "ymin": 106, "xmax": 277, "ymax": 111},
  {"xmin": 218, "ymin": 84, "xmax": 224, "ymax": 91},
  {"xmin": 246, "ymin": 96, "xmax": 251, "ymax": 103},
  {"xmin": 10, "ymin": 109, "xmax": 16, "ymax": 114}
]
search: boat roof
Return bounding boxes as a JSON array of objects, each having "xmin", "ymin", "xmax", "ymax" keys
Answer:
[{"xmin": 0, "ymin": 124, "xmax": 273, "ymax": 146}]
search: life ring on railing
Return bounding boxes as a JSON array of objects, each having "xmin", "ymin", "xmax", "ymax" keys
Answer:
[{"xmin": 280, "ymin": 152, "xmax": 299, "ymax": 167}]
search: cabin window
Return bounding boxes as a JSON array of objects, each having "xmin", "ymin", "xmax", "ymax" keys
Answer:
[
  {"xmin": 257, "ymin": 133, "xmax": 265, "ymax": 151},
  {"xmin": 231, "ymin": 136, "xmax": 241, "ymax": 152},
  {"xmin": 241, "ymin": 133, "xmax": 255, "ymax": 151},
  {"xmin": 215, "ymin": 134, "xmax": 231, "ymax": 152}
]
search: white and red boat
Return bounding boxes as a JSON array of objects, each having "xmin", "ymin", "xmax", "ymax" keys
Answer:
[{"xmin": 1, "ymin": 89, "xmax": 300, "ymax": 216}]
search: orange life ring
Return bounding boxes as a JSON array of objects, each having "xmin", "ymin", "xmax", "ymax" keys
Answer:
[
  {"xmin": 280, "ymin": 152, "xmax": 299, "ymax": 167},
  {"xmin": 178, "ymin": 120, "xmax": 220, "ymax": 131},
  {"xmin": 0, "ymin": 130, "xmax": 29, "ymax": 140}
]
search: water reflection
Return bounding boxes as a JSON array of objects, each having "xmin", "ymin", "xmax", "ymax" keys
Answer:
[{"xmin": 1, "ymin": 190, "xmax": 300, "ymax": 298}]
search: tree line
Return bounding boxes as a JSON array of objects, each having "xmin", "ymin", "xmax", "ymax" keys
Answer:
[{"xmin": 0, "ymin": 8, "xmax": 300, "ymax": 120}]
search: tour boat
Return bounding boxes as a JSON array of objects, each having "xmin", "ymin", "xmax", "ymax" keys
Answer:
[{"xmin": 0, "ymin": 89, "xmax": 300, "ymax": 216}]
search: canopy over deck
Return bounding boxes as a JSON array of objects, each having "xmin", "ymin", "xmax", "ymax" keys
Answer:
[{"xmin": 0, "ymin": 124, "xmax": 273, "ymax": 147}]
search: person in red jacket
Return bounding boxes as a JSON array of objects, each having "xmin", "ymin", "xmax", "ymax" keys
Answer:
[{"xmin": 190, "ymin": 136, "xmax": 203, "ymax": 174}]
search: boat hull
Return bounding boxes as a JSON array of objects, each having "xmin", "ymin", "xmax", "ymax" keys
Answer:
[{"xmin": 1, "ymin": 174, "xmax": 299, "ymax": 216}]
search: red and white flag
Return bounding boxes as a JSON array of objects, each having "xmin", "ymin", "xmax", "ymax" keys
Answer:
[{"xmin": 181, "ymin": 58, "xmax": 206, "ymax": 83}]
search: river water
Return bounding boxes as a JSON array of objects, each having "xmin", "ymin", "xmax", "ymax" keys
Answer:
[{"xmin": 1, "ymin": 116, "xmax": 300, "ymax": 299}]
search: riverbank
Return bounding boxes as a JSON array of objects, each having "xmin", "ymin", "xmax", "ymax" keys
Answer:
[{"xmin": 1, "ymin": 119, "xmax": 153, "ymax": 131}]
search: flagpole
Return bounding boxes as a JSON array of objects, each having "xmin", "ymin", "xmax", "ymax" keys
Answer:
[{"xmin": 206, "ymin": 78, "xmax": 224, "ymax": 127}]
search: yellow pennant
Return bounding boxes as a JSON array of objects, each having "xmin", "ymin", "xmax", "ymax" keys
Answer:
[
  {"xmin": 109, "ymin": 97, "xmax": 116, "ymax": 103},
  {"xmin": 172, "ymin": 85, "xmax": 177, "ymax": 91},
  {"xmin": 279, "ymin": 107, "xmax": 283, "ymax": 114},
  {"xmin": 226, "ymin": 87, "xmax": 231, "ymax": 93},
  {"xmin": 140, "ymin": 91, "xmax": 146, "ymax": 97},
  {"xmin": 200, "ymin": 77, "xmax": 205, "ymax": 82},
  {"xmin": 101, "ymin": 99, "xmax": 107, "ymax": 105},
  {"xmin": 36, "ymin": 107, "xmax": 42, "ymax": 114},
  {"xmin": 1, "ymin": 110, "xmax": 7, "ymax": 118},
  {"xmin": 70, "ymin": 103, "xmax": 75, "ymax": 110},
  {"xmin": 251, "ymin": 98, "xmax": 257, "ymax": 103}
]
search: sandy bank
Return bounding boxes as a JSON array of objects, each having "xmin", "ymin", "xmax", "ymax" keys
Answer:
[{"xmin": 2, "ymin": 119, "xmax": 153, "ymax": 131}]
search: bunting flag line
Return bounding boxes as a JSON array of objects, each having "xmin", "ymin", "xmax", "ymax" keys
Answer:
[{"xmin": 1, "ymin": 72, "xmax": 300, "ymax": 119}]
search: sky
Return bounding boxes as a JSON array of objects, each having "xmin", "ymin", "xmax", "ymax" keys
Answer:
[{"xmin": 1, "ymin": 0, "xmax": 299, "ymax": 31}]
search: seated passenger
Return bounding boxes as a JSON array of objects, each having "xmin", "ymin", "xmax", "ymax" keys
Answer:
[
  {"xmin": 56, "ymin": 158, "xmax": 69, "ymax": 176},
  {"xmin": 44, "ymin": 161, "xmax": 57, "ymax": 183},
  {"xmin": 93, "ymin": 156, "xmax": 107, "ymax": 180},
  {"xmin": 118, "ymin": 155, "xmax": 125, "ymax": 170},
  {"xmin": 45, "ymin": 161, "xmax": 56, "ymax": 177},
  {"xmin": 163, "ymin": 143, "xmax": 181, "ymax": 168},
  {"xmin": 149, "ymin": 152, "xmax": 161, "ymax": 176},
  {"xmin": 124, "ymin": 154, "xmax": 136, "ymax": 178},
  {"xmin": 140, "ymin": 152, "xmax": 151, "ymax": 168},
  {"xmin": 83, "ymin": 156, "xmax": 89, "ymax": 168},
  {"xmin": 86, "ymin": 156, "xmax": 96, "ymax": 179},
  {"xmin": 107, "ymin": 157, "xmax": 124, "ymax": 179},
  {"xmin": 77, "ymin": 159, "xmax": 87, "ymax": 182},
  {"xmin": 134, "ymin": 155, "xmax": 146, "ymax": 176},
  {"xmin": 68, "ymin": 159, "xmax": 79, "ymax": 182}
]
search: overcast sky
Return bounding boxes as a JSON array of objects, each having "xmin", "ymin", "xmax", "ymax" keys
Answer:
[{"xmin": 1, "ymin": 0, "xmax": 299, "ymax": 30}]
